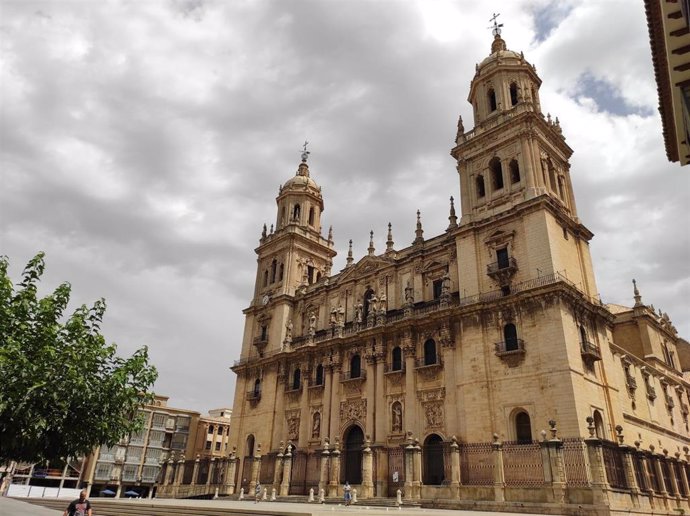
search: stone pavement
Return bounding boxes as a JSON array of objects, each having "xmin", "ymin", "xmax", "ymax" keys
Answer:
[{"xmin": 0, "ymin": 496, "xmax": 559, "ymax": 516}]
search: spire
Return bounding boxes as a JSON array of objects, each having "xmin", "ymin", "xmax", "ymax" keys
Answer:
[
  {"xmin": 368, "ymin": 231, "xmax": 375, "ymax": 256},
  {"xmin": 413, "ymin": 210, "xmax": 424, "ymax": 245},
  {"xmin": 327, "ymin": 225, "xmax": 333, "ymax": 244},
  {"xmin": 489, "ymin": 12, "xmax": 506, "ymax": 53},
  {"xmin": 386, "ymin": 222, "xmax": 394, "ymax": 253},
  {"xmin": 261, "ymin": 223, "xmax": 267, "ymax": 240},
  {"xmin": 633, "ymin": 279, "xmax": 643, "ymax": 307},
  {"xmin": 297, "ymin": 140, "xmax": 311, "ymax": 177},
  {"xmin": 447, "ymin": 196, "xmax": 458, "ymax": 230},
  {"xmin": 346, "ymin": 239, "xmax": 354, "ymax": 267}
]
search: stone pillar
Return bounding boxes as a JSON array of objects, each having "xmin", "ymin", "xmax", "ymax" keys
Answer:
[
  {"xmin": 329, "ymin": 365, "xmax": 341, "ymax": 444},
  {"xmin": 650, "ymin": 445, "xmax": 670, "ymax": 510},
  {"xmin": 191, "ymin": 455, "xmax": 200, "ymax": 486},
  {"xmin": 323, "ymin": 367, "xmax": 333, "ymax": 438},
  {"xmin": 279, "ymin": 445, "xmax": 293, "ymax": 496},
  {"xmin": 273, "ymin": 446, "xmax": 284, "ymax": 491},
  {"xmin": 164, "ymin": 457, "xmax": 175, "ymax": 486},
  {"xmin": 249, "ymin": 445, "xmax": 262, "ymax": 493},
  {"xmin": 492, "ymin": 434, "xmax": 505, "ymax": 502},
  {"xmin": 365, "ymin": 354, "xmax": 376, "ymax": 441},
  {"xmin": 412, "ymin": 439, "xmax": 422, "ymax": 499},
  {"xmin": 319, "ymin": 440, "xmax": 330, "ymax": 494},
  {"xmin": 402, "ymin": 334, "xmax": 416, "ymax": 433},
  {"xmin": 328, "ymin": 441, "xmax": 341, "ymax": 498},
  {"xmin": 403, "ymin": 435, "xmax": 417, "ymax": 499},
  {"xmin": 543, "ymin": 421, "xmax": 566, "ymax": 504},
  {"xmin": 361, "ymin": 437, "xmax": 374, "ymax": 498},
  {"xmin": 226, "ymin": 450, "xmax": 238, "ymax": 495},
  {"xmin": 450, "ymin": 436, "xmax": 461, "ymax": 498},
  {"xmin": 664, "ymin": 449, "xmax": 680, "ymax": 499},
  {"xmin": 206, "ymin": 458, "xmax": 215, "ymax": 487},
  {"xmin": 584, "ymin": 417, "xmax": 609, "ymax": 507},
  {"xmin": 374, "ymin": 353, "xmax": 385, "ymax": 443},
  {"xmin": 175, "ymin": 456, "xmax": 185, "ymax": 486}
]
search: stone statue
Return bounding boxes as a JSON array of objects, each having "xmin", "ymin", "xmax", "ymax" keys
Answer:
[
  {"xmin": 285, "ymin": 320, "xmax": 293, "ymax": 341},
  {"xmin": 379, "ymin": 291, "xmax": 387, "ymax": 313},
  {"xmin": 441, "ymin": 272, "xmax": 451, "ymax": 296},
  {"xmin": 370, "ymin": 295, "xmax": 378, "ymax": 314},
  {"xmin": 392, "ymin": 403, "xmax": 402, "ymax": 432},
  {"xmin": 355, "ymin": 303, "xmax": 363, "ymax": 324},
  {"xmin": 330, "ymin": 307, "xmax": 337, "ymax": 325},
  {"xmin": 312, "ymin": 412, "xmax": 321, "ymax": 438},
  {"xmin": 308, "ymin": 312, "xmax": 316, "ymax": 336},
  {"xmin": 404, "ymin": 281, "xmax": 414, "ymax": 305}
]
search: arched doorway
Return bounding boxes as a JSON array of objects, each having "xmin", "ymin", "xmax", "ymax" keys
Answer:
[
  {"xmin": 343, "ymin": 425, "xmax": 364, "ymax": 484},
  {"xmin": 423, "ymin": 434, "xmax": 444, "ymax": 485}
]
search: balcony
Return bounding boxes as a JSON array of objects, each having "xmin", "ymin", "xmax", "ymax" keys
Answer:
[
  {"xmin": 580, "ymin": 341, "xmax": 602, "ymax": 362},
  {"xmin": 253, "ymin": 335, "xmax": 268, "ymax": 355},
  {"xmin": 494, "ymin": 340, "xmax": 526, "ymax": 367},
  {"xmin": 486, "ymin": 257, "xmax": 518, "ymax": 285},
  {"xmin": 340, "ymin": 370, "xmax": 366, "ymax": 382},
  {"xmin": 285, "ymin": 383, "xmax": 303, "ymax": 393},
  {"xmin": 414, "ymin": 356, "xmax": 442, "ymax": 369},
  {"xmin": 384, "ymin": 363, "xmax": 405, "ymax": 374},
  {"xmin": 246, "ymin": 389, "xmax": 261, "ymax": 402}
]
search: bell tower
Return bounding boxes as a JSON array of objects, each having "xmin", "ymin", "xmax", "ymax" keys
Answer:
[
  {"xmin": 450, "ymin": 24, "xmax": 599, "ymax": 300},
  {"xmin": 244, "ymin": 144, "xmax": 336, "ymax": 358}
]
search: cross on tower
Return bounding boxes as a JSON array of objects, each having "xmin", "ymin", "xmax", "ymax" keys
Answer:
[
  {"xmin": 489, "ymin": 12, "xmax": 503, "ymax": 37},
  {"xmin": 301, "ymin": 140, "xmax": 310, "ymax": 162}
]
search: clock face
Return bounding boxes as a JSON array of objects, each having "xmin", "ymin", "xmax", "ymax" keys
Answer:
[{"xmin": 262, "ymin": 295, "xmax": 270, "ymax": 305}]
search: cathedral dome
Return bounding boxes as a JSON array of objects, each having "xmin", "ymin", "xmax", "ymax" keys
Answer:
[{"xmin": 477, "ymin": 34, "xmax": 527, "ymax": 70}]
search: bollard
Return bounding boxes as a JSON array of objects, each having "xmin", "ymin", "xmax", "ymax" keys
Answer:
[
  {"xmin": 262, "ymin": 488, "xmax": 267, "ymax": 500},
  {"xmin": 271, "ymin": 487, "xmax": 276, "ymax": 501},
  {"xmin": 308, "ymin": 487, "xmax": 315, "ymax": 502},
  {"xmin": 319, "ymin": 488, "xmax": 325, "ymax": 503},
  {"xmin": 213, "ymin": 487, "xmax": 219, "ymax": 500},
  {"xmin": 396, "ymin": 489, "xmax": 402, "ymax": 506},
  {"xmin": 352, "ymin": 488, "xmax": 357, "ymax": 504},
  {"xmin": 239, "ymin": 487, "xmax": 245, "ymax": 500}
]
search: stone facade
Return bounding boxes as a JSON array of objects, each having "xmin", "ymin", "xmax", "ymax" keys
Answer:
[{"xmin": 227, "ymin": 30, "xmax": 690, "ymax": 514}]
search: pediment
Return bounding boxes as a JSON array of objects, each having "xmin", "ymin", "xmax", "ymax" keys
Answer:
[
  {"xmin": 422, "ymin": 260, "xmax": 445, "ymax": 272},
  {"xmin": 337, "ymin": 255, "xmax": 394, "ymax": 283},
  {"xmin": 484, "ymin": 229, "xmax": 515, "ymax": 246}
]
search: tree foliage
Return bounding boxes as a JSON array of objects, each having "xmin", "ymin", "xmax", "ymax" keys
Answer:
[{"xmin": 0, "ymin": 253, "xmax": 158, "ymax": 464}]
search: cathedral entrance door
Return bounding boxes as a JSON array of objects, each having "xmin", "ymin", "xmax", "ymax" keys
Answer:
[
  {"xmin": 422, "ymin": 434, "xmax": 444, "ymax": 485},
  {"xmin": 343, "ymin": 425, "xmax": 364, "ymax": 484}
]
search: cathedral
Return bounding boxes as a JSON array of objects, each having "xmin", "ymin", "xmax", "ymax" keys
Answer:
[{"xmin": 226, "ymin": 27, "xmax": 690, "ymax": 514}]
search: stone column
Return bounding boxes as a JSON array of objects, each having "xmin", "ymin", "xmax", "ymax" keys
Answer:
[
  {"xmin": 361, "ymin": 437, "xmax": 374, "ymax": 498},
  {"xmin": 634, "ymin": 442, "xmax": 653, "ymax": 498},
  {"xmin": 226, "ymin": 450, "xmax": 238, "ymax": 495},
  {"xmin": 450, "ymin": 436, "xmax": 461, "ymax": 498},
  {"xmin": 273, "ymin": 446, "xmax": 284, "ymax": 491},
  {"xmin": 328, "ymin": 441, "xmax": 341, "ymax": 498},
  {"xmin": 279, "ymin": 445, "xmax": 293, "ymax": 496},
  {"xmin": 403, "ymin": 436, "xmax": 415, "ymax": 499},
  {"xmin": 164, "ymin": 457, "xmax": 175, "ymax": 486},
  {"xmin": 319, "ymin": 440, "xmax": 330, "ymax": 494},
  {"xmin": 680, "ymin": 448, "xmax": 690, "ymax": 502},
  {"xmin": 650, "ymin": 446, "xmax": 670, "ymax": 510},
  {"xmin": 412, "ymin": 439, "xmax": 422, "ymax": 499},
  {"xmin": 329, "ymin": 365, "xmax": 341, "ymax": 444},
  {"xmin": 584, "ymin": 417, "xmax": 609, "ymax": 506},
  {"xmin": 543, "ymin": 421, "xmax": 566, "ymax": 504},
  {"xmin": 323, "ymin": 367, "xmax": 333, "ymax": 438},
  {"xmin": 206, "ymin": 458, "xmax": 215, "ymax": 487},
  {"xmin": 249, "ymin": 445, "xmax": 262, "ymax": 493},
  {"xmin": 402, "ymin": 335, "xmax": 416, "ymax": 433},
  {"xmin": 374, "ymin": 352, "xmax": 386, "ymax": 443},
  {"xmin": 191, "ymin": 455, "xmax": 200, "ymax": 485},
  {"xmin": 492, "ymin": 434, "xmax": 505, "ymax": 502},
  {"xmin": 365, "ymin": 353, "xmax": 376, "ymax": 441},
  {"xmin": 174, "ymin": 456, "xmax": 185, "ymax": 485}
]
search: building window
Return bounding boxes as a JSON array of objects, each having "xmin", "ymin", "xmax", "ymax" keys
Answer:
[
  {"xmin": 496, "ymin": 247, "xmax": 510, "ymax": 269},
  {"xmin": 253, "ymin": 378, "xmax": 261, "ymax": 397},
  {"xmin": 422, "ymin": 434, "xmax": 444, "ymax": 485},
  {"xmin": 307, "ymin": 265, "xmax": 315, "ymax": 285},
  {"xmin": 215, "ymin": 442, "xmax": 221, "ymax": 451},
  {"xmin": 260, "ymin": 325, "xmax": 267, "ymax": 341},
  {"xmin": 423, "ymin": 338, "xmax": 437, "ymax": 366},
  {"xmin": 476, "ymin": 175, "xmax": 486, "ymax": 198},
  {"xmin": 293, "ymin": 204, "xmax": 301, "ymax": 222},
  {"xmin": 509, "ymin": 159, "xmax": 520, "ymax": 183},
  {"xmin": 488, "ymin": 88, "xmax": 497, "ymax": 112},
  {"xmin": 391, "ymin": 346, "xmax": 403, "ymax": 371},
  {"xmin": 510, "ymin": 82, "xmax": 519, "ymax": 106},
  {"xmin": 490, "ymin": 157, "xmax": 504, "ymax": 190},
  {"xmin": 278, "ymin": 263, "xmax": 284, "ymax": 282},
  {"xmin": 208, "ymin": 425, "xmax": 214, "ymax": 434},
  {"xmin": 205, "ymin": 441, "xmax": 212, "ymax": 450},
  {"xmin": 270, "ymin": 259, "xmax": 277, "ymax": 283},
  {"xmin": 504, "ymin": 323, "xmax": 519, "ymax": 351},
  {"xmin": 308, "ymin": 206, "xmax": 315, "ymax": 226},
  {"xmin": 292, "ymin": 368, "xmax": 301, "ymax": 390},
  {"xmin": 315, "ymin": 364, "xmax": 324, "ymax": 386},
  {"xmin": 432, "ymin": 279, "xmax": 443, "ymax": 299},
  {"xmin": 593, "ymin": 410, "xmax": 605, "ymax": 439},
  {"xmin": 263, "ymin": 270, "xmax": 268, "ymax": 287},
  {"xmin": 350, "ymin": 354, "xmax": 361, "ymax": 379},
  {"xmin": 515, "ymin": 411, "xmax": 532, "ymax": 443},
  {"xmin": 246, "ymin": 435, "xmax": 255, "ymax": 457}
]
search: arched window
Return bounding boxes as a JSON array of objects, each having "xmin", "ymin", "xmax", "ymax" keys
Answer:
[
  {"xmin": 391, "ymin": 401, "xmax": 403, "ymax": 433},
  {"xmin": 515, "ymin": 412, "xmax": 532, "ymax": 443},
  {"xmin": 476, "ymin": 175, "xmax": 486, "ymax": 198},
  {"xmin": 510, "ymin": 82, "xmax": 519, "ymax": 106},
  {"xmin": 246, "ymin": 434, "xmax": 255, "ymax": 457},
  {"xmin": 292, "ymin": 368, "xmax": 301, "ymax": 390},
  {"xmin": 488, "ymin": 88, "xmax": 497, "ymax": 112},
  {"xmin": 350, "ymin": 354, "xmax": 361, "ymax": 379},
  {"xmin": 548, "ymin": 163, "xmax": 557, "ymax": 192},
  {"xmin": 208, "ymin": 425, "xmax": 214, "ymax": 434},
  {"xmin": 316, "ymin": 272, "xmax": 322, "ymax": 282},
  {"xmin": 315, "ymin": 364, "xmax": 324, "ymax": 386},
  {"xmin": 343, "ymin": 425, "xmax": 364, "ymax": 484},
  {"xmin": 293, "ymin": 203, "xmax": 301, "ymax": 222},
  {"xmin": 391, "ymin": 346, "xmax": 403, "ymax": 371},
  {"xmin": 278, "ymin": 263, "xmax": 284, "ymax": 282},
  {"xmin": 422, "ymin": 434, "xmax": 444, "ymax": 485},
  {"xmin": 263, "ymin": 270, "xmax": 268, "ymax": 287},
  {"xmin": 579, "ymin": 324, "xmax": 587, "ymax": 344},
  {"xmin": 253, "ymin": 378, "xmax": 261, "ymax": 397},
  {"xmin": 557, "ymin": 176, "xmax": 565, "ymax": 200},
  {"xmin": 260, "ymin": 325, "xmax": 267, "ymax": 341},
  {"xmin": 424, "ymin": 339, "xmax": 437, "ymax": 366},
  {"xmin": 363, "ymin": 289, "xmax": 375, "ymax": 320},
  {"xmin": 490, "ymin": 157, "xmax": 504, "ymax": 190},
  {"xmin": 270, "ymin": 259, "xmax": 277, "ymax": 283},
  {"xmin": 593, "ymin": 410, "xmax": 605, "ymax": 439},
  {"xmin": 504, "ymin": 323, "xmax": 518, "ymax": 351},
  {"xmin": 308, "ymin": 206, "xmax": 315, "ymax": 226},
  {"xmin": 509, "ymin": 159, "xmax": 520, "ymax": 183}
]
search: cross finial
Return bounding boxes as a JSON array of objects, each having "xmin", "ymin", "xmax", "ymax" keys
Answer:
[
  {"xmin": 301, "ymin": 140, "xmax": 310, "ymax": 163},
  {"xmin": 489, "ymin": 12, "xmax": 503, "ymax": 37}
]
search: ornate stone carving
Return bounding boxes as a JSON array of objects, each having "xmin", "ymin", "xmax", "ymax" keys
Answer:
[
  {"xmin": 285, "ymin": 409, "xmax": 300, "ymax": 440},
  {"xmin": 340, "ymin": 399, "xmax": 366, "ymax": 424},
  {"xmin": 342, "ymin": 380, "xmax": 362, "ymax": 396},
  {"xmin": 423, "ymin": 401, "xmax": 444, "ymax": 429},
  {"xmin": 418, "ymin": 388, "xmax": 445, "ymax": 402}
]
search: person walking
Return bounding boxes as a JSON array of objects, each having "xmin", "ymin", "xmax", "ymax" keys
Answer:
[
  {"xmin": 63, "ymin": 490, "xmax": 92, "ymax": 516},
  {"xmin": 343, "ymin": 481, "xmax": 352, "ymax": 506},
  {"xmin": 254, "ymin": 481, "xmax": 262, "ymax": 503}
]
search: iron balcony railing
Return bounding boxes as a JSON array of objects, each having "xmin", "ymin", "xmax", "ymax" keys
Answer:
[
  {"xmin": 246, "ymin": 390, "xmax": 261, "ymax": 401},
  {"xmin": 487, "ymin": 257, "xmax": 518, "ymax": 275},
  {"xmin": 340, "ymin": 369, "xmax": 366, "ymax": 382},
  {"xmin": 580, "ymin": 340, "xmax": 602, "ymax": 361},
  {"xmin": 414, "ymin": 356, "xmax": 442, "ymax": 369},
  {"xmin": 495, "ymin": 339, "xmax": 525, "ymax": 355}
]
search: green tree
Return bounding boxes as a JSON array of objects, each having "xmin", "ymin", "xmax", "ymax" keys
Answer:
[{"xmin": 0, "ymin": 253, "xmax": 158, "ymax": 464}]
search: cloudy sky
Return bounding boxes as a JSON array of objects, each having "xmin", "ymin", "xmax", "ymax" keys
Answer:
[{"xmin": 1, "ymin": 0, "xmax": 688, "ymax": 414}]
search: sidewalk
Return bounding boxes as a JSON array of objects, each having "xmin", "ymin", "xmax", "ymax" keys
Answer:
[{"xmin": 0, "ymin": 496, "xmax": 60, "ymax": 516}]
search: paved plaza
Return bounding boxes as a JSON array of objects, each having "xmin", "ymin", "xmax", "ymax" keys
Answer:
[{"xmin": 0, "ymin": 496, "xmax": 559, "ymax": 516}]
